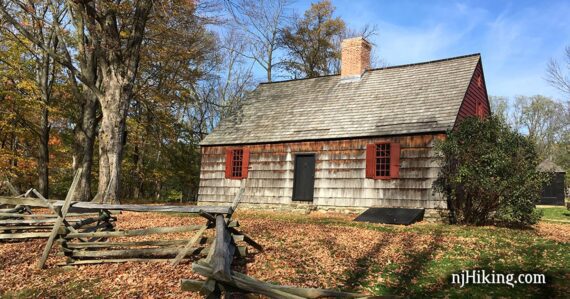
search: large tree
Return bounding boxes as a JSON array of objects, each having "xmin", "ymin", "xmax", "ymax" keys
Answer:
[
  {"xmin": 1, "ymin": 0, "xmax": 154, "ymax": 203},
  {"xmin": 122, "ymin": 0, "xmax": 220, "ymax": 201},
  {"xmin": 279, "ymin": 0, "xmax": 345, "ymax": 78}
]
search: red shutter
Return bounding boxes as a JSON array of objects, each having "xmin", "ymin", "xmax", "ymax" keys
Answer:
[
  {"xmin": 365, "ymin": 144, "xmax": 375, "ymax": 178},
  {"xmin": 242, "ymin": 148, "xmax": 250, "ymax": 179},
  {"xmin": 390, "ymin": 143, "xmax": 400, "ymax": 179},
  {"xmin": 225, "ymin": 149, "xmax": 232, "ymax": 179}
]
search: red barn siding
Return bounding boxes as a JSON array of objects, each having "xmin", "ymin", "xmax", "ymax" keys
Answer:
[
  {"xmin": 456, "ymin": 61, "xmax": 490, "ymax": 122},
  {"xmin": 198, "ymin": 134, "xmax": 447, "ymax": 209}
]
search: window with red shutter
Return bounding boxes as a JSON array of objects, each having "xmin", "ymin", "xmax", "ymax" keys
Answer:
[
  {"xmin": 225, "ymin": 148, "xmax": 249, "ymax": 179},
  {"xmin": 365, "ymin": 142, "xmax": 400, "ymax": 180},
  {"xmin": 375, "ymin": 143, "xmax": 391, "ymax": 178}
]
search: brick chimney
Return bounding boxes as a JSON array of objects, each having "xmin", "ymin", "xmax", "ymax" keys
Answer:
[{"xmin": 341, "ymin": 37, "xmax": 371, "ymax": 78}]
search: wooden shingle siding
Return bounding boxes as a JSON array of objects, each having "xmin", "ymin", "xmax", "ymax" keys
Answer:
[
  {"xmin": 198, "ymin": 134, "xmax": 446, "ymax": 209},
  {"xmin": 456, "ymin": 61, "xmax": 490, "ymax": 122}
]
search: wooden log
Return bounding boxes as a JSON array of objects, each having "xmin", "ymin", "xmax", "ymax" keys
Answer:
[
  {"xmin": 0, "ymin": 197, "xmax": 51, "ymax": 208},
  {"xmin": 205, "ymin": 239, "xmax": 216, "ymax": 263},
  {"xmin": 171, "ymin": 225, "xmax": 209, "ymax": 266},
  {"xmin": 192, "ymin": 261, "xmax": 364, "ymax": 299},
  {"xmin": 63, "ymin": 246, "xmax": 244, "ymax": 264},
  {"xmin": 183, "ymin": 279, "xmax": 257, "ymax": 298},
  {"xmin": 0, "ymin": 225, "xmax": 59, "ymax": 231},
  {"xmin": 71, "ymin": 214, "xmax": 114, "ymax": 230},
  {"xmin": 0, "ymin": 218, "xmax": 81, "ymax": 225},
  {"xmin": 270, "ymin": 284, "xmax": 365, "ymax": 298},
  {"xmin": 65, "ymin": 225, "xmax": 204, "ymax": 239},
  {"xmin": 236, "ymin": 246, "xmax": 247, "ymax": 258},
  {"xmin": 180, "ymin": 279, "xmax": 205, "ymax": 292},
  {"xmin": 38, "ymin": 168, "xmax": 82, "ymax": 269},
  {"xmin": 230, "ymin": 182, "xmax": 246, "ymax": 213},
  {"xmin": 0, "ymin": 196, "xmax": 233, "ymax": 214},
  {"xmin": 192, "ymin": 262, "xmax": 303, "ymax": 299},
  {"xmin": 73, "ymin": 222, "xmax": 115, "ymax": 235},
  {"xmin": 58, "ymin": 258, "xmax": 177, "ymax": 266},
  {"xmin": 0, "ymin": 213, "xmax": 100, "ymax": 218},
  {"xmin": 211, "ymin": 214, "xmax": 234, "ymax": 282},
  {"xmin": 199, "ymin": 211, "xmax": 216, "ymax": 223},
  {"xmin": 62, "ymin": 239, "xmax": 197, "ymax": 249},
  {"xmin": 0, "ymin": 206, "xmax": 28, "ymax": 214},
  {"xmin": 232, "ymin": 234, "xmax": 244, "ymax": 242},
  {"xmin": 67, "ymin": 206, "xmax": 117, "ymax": 214},
  {"xmin": 0, "ymin": 231, "xmax": 54, "ymax": 239},
  {"xmin": 228, "ymin": 227, "xmax": 263, "ymax": 252},
  {"xmin": 67, "ymin": 203, "xmax": 233, "ymax": 215},
  {"xmin": 69, "ymin": 246, "xmax": 208, "ymax": 259}
]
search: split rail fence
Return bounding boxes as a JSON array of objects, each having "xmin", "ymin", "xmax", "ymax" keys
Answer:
[
  {"xmin": 2, "ymin": 171, "xmax": 369, "ymax": 298},
  {"xmin": 0, "ymin": 169, "xmax": 259, "ymax": 269}
]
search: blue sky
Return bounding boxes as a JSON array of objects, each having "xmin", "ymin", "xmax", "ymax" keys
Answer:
[{"xmin": 262, "ymin": 0, "xmax": 570, "ymax": 101}]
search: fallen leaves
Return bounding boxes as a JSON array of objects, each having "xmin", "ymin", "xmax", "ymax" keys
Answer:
[{"xmin": 0, "ymin": 210, "xmax": 568, "ymax": 298}]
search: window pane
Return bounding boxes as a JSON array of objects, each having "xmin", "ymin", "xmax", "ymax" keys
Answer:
[
  {"xmin": 232, "ymin": 149, "xmax": 243, "ymax": 177},
  {"xmin": 375, "ymin": 144, "xmax": 391, "ymax": 177}
]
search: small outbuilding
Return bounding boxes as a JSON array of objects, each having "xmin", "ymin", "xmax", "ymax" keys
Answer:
[
  {"xmin": 197, "ymin": 37, "xmax": 490, "ymax": 217},
  {"xmin": 537, "ymin": 160, "xmax": 567, "ymax": 206}
]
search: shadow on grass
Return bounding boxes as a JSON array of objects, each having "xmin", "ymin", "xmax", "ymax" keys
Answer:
[
  {"xmin": 385, "ymin": 228, "xmax": 444, "ymax": 296},
  {"xmin": 397, "ymin": 228, "xmax": 569, "ymax": 298},
  {"xmin": 342, "ymin": 232, "xmax": 396, "ymax": 290},
  {"xmin": 467, "ymin": 240, "xmax": 569, "ymax": 298},
  {"xmin": 339, "ymin": 227, "xmax": 444, "ymax": 297}
]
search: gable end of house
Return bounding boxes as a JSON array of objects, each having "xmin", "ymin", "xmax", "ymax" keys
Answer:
[{"xmin": 455, "ymin": 58, "xmax": 491, "ymax": 124}]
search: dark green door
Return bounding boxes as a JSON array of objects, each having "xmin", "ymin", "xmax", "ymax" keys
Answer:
[{"xmin": 293, "ymin": 154, "xmax": 315, "ymax": 201}]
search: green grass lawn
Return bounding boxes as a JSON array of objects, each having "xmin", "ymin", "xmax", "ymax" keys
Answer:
[
  {"xmin": 236, "ymin": 210, "xmax": 570, "ymax": 298},
  {"xmin": 537, "ymin": 206, "xmax": 570, "ymax": 222}
]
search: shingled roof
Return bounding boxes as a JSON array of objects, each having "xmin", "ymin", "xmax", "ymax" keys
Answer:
[{"xmin": 201, "ymin": 53, "xmax": 482, "ymax": 146}]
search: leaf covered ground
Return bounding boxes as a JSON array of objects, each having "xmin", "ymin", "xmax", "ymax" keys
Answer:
[{"xmin": 1, "ymin": 210, "xmax": 569, "ymax": 298}]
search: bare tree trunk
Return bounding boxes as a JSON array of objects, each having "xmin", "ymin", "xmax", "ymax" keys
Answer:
[
  {"xmin": 36, "ymin": 41, "xmax": 56, "ymax": 199},
  {"xmin": 11, "ymin": 134, "xmax": 18, "ymax": 168},
  {"xmin": 132, "ymin": 144, "xmax": 143, "ymax": 199},
  {"xmin": 73, "ymin": 96, "xmax": 99, "ymax": 201},
  {"xmin": 96, "ymin": 78, "xmax": 131, "ymax": 204},
  {"xmin": 37, "ymin": 105, "xmax": 49, "ymax": 197}
]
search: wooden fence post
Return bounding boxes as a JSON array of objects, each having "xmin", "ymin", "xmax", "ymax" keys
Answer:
[
  {"xmin": 171, "ymin": 224, "xmax": 209, "ymax": 266},
  {"xmin": 230, "ymin": 181, "xmax": 246, "ymax": 213},
  {"xmin": 37, "ymin": 168, "xmax": 82, "ymax": 269},
  {"xmin": 211, "ymin": 214, "xmax": 234, "ymax": 282}
]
